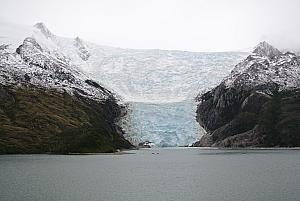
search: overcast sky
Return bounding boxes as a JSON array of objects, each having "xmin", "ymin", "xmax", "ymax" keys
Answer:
[{"xmin": 1, "ymin": 0, "xmax": 300, "ymax": 52}]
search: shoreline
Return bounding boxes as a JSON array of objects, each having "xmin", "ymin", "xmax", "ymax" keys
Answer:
[{"xmin": 1, "ymin": 147, "xmax": 300, "ymax": 156}]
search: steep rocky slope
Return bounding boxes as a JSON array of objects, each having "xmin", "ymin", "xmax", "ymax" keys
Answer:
[
  {"xmin": 194, "ymin": 42, "xmax": 300, "ymax": 147},
  {"xmin": 0, "ymin": 25, "xmax": 132, "ymax": 154}
]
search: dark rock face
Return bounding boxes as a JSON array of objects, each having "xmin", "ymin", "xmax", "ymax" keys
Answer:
[
  {"xmin": 195, "ymin": 86, "xmax": 300, "ymax": 147},
  {"xmin": 194, "ymin": 42, "xmax": 300, "ymax": 147},
  {"xmin": 195, "ymin": 84, "xmax": 267, "ymax": 147},
  {"xmin": 0, "ymin": 87, "xmax": 15, "ymax": 107},
  {"xmin": 0, "ymin": 85, "xmax": 133, "ymax": 154},
  {"xmin": 85, "ymin": 79, "xmax": 111, "ymax": 96}
]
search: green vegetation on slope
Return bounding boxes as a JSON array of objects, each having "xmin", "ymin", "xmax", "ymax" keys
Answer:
[{"xmin": 0, "ymin": 85, "xmax": 132, "ymax": 154}]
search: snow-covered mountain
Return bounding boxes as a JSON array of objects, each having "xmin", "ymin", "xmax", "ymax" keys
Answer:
[
  {"xmin": 0, "ymin": 22, "xmax": 113, "ymax": 101},
  {"xmin": 224, "ymin": 41, "xmax": 300, "ymax": 90},
  {"xmin": 195, "ymin": 42, "xmax": 300, "ymax": 147},
  {"xmin": 0, "ymin": 21, "xmax": 247, "ymax": 146},
  {"xmin": 0, "ymin": 22, "xmax": 134, "ymax": 153}
]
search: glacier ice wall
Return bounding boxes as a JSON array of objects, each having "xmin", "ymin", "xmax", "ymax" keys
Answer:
[{"xmin": 120, "ymin": 100, "xmax": 205, "ymax": 147}]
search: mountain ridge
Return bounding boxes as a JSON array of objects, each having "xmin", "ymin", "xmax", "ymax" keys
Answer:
[
  {"xmin": 0, "ymin": 22, "xmax": 247, "ymax": 103},
  {"xmin": 0, "ymin": 22, "xmax": 133, "ymax": 154},
  {"xmin": 194, "ymin": 42, "xmax": 300, "ymax": 147}
]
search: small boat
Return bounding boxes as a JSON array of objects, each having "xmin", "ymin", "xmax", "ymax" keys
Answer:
[{"xmin": 138, "ymin": 140, "xmax": 153, "ymax": 148}]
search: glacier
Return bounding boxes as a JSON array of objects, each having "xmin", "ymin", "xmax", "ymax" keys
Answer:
[
  {"xmin": 0, "ymin": 22, "xmax": 247, "ymax": 146},
  {"xmin": 85, "ymin": 50, "xmax": 247, "ymax": 146},
  {"xmin": 120, "ymin": 101, "xmax": 204, "ymax": 147}
]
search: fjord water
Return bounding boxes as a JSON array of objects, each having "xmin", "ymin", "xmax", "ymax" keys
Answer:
[{"xmin": 1, "ymin": 148, "xmax": 299, "ymax": 201}]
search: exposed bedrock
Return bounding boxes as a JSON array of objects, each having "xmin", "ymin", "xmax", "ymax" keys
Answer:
[{"xmin": 194, "ymin": 42, "xmax": 300, "ymax": 147}]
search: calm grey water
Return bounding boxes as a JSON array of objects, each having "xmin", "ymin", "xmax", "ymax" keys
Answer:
[{"xmin": 0, "ymin": 148, "xmax": 300, "ymax": 201}]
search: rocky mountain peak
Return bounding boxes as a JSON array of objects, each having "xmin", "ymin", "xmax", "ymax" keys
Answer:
[
  {"xmin": 34, "ymin": 22, "xmax": 54, "ymax": 38},
  {"xmin": 196, "ymin": 43, "xmax": 300, "ymax": 148},
  {"xmin": 74, "ymin": 36, "xmax": 90, "ymax": 61},
  {"xmin": 253, "ymin": 41, "xmax": 282, "ymax": 59},
  {"xmin": 75, "ymin": 36, "xmax": 82, "ymax": 43},
  {"xmin": 224, "ymin": 42, "xmax": 300, "ymax": 91}
]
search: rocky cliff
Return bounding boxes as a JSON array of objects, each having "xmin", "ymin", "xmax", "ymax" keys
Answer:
[{"xmin": 194, "ymin": 42, "xmax": 300, "ymax": 147}]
